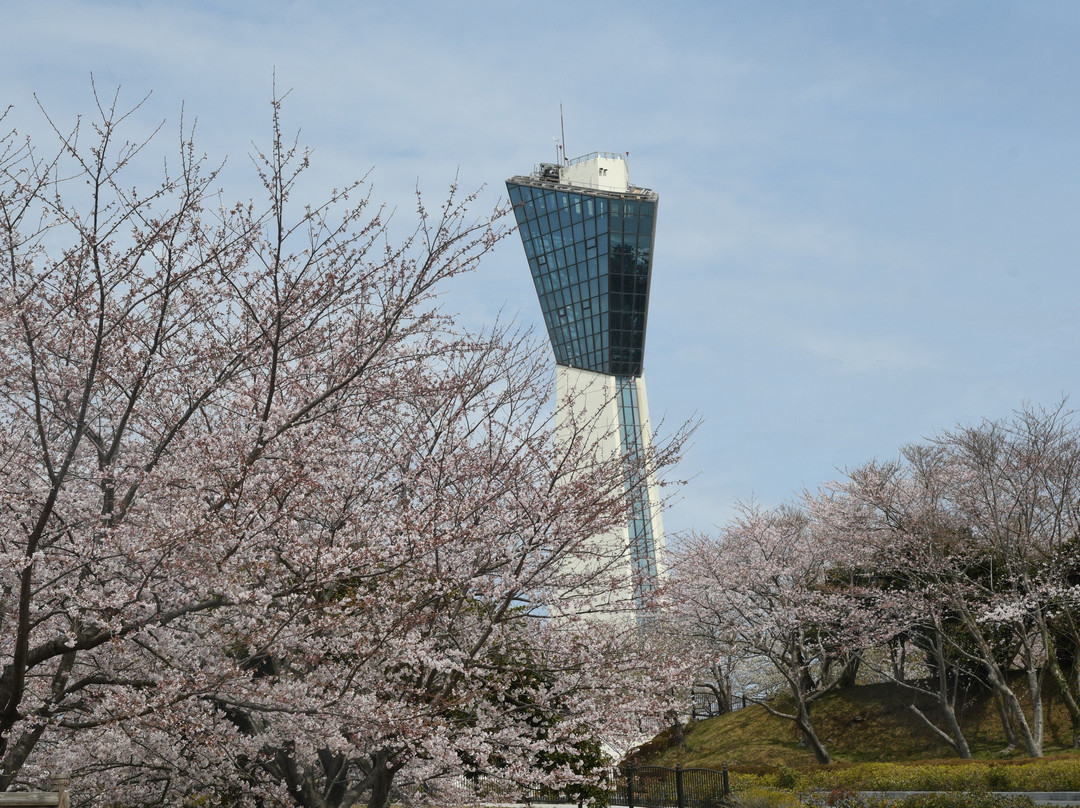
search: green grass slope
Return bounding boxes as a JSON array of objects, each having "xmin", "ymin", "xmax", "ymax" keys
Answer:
[{"xmin": 635, "ymin": 682, "xmax": 1079, "ymax": 769}]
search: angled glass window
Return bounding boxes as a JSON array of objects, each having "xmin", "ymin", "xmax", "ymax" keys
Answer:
[{"xmin": 506, "ymin": 178, "xmax": 657, "ymax": 376}]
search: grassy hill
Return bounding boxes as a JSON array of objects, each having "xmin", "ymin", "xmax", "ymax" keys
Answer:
[{"xmin": 634, "ymin": 682, "xmax": 1080, "ymax": 770}]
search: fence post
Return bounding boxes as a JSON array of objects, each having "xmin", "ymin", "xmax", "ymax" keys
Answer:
[
  {"xmin": 721, "ymin": 764, "xmax": 729, "ymax": 799},
  {"xmin": 675, "ymin": 763, "xmax": 684, "ymax": 808},
  {"xmin": 626, "ymin": 764, "xmax": 635, "ymax": 808},
  {"xmin": 50, "ymin": 775, "xmax": 70, "ymax": 808}
]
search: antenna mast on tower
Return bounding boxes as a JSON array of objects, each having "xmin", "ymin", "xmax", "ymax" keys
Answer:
[{"xmin": 560, "ymin": 103, "xmax": 567, "ymax": 165}]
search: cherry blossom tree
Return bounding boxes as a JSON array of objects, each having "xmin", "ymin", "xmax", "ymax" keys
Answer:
[
  {"xmin": 939, "ymin": 404, "xmax": 1080, "ymax": 756},
  {"xmin": 0, "ymin": 90, "xmax": 690, "ymax": 807},
  {"xmin": 812, "ymin": 448, "xmax": 979, "ymax": 758},
  {"xmin": 819, "ymin": 404, "xmax": 1080, "ymax": 757},
  {"xmin": 669, "ymin": 502, "xmax": 873, "ymax": 765}
]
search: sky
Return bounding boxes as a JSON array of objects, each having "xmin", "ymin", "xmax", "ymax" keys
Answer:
[{"xmin": 3, "ymin": 1, "xmax": 1079, "ymax": 538}]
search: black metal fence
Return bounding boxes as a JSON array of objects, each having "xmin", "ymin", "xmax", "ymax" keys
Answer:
[
  {"xmin": 691, "ymin": 687, "xmax": 753, "ymax": 720},
  {"xmin": 432, "ymin": 764, "xmax": 731, "ymax": 807},
  {"xmin": 612, "ymin": 765, "xmax": 730, "ymax": 808}
]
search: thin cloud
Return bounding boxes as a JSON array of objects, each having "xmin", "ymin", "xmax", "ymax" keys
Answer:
[{"xmin": 794, "ymin": 332, "xmax": 937, "ymax": 376}]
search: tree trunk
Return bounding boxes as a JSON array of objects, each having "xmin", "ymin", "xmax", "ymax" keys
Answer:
[
  {"xmin": 794, "ymin": 700, "xmax": 831, "ymax": 765},
  {"xmin": 931, "ymin": 625, "xmax": 971, "ymax": 758},
  {"xmin": 992, "ymin": 686, "xmax": 1020, "ymax": 752},
  {"xmin": 757, "ymin": 695, "xmax": 830, "ymax": 765},
  {"xmin": 1, "ymin": 723, "xmax": 48, "ymax": 790},
  {"xmin": 367, "ymin": 761, "xmax": 395, "ymax": 808},
  {"xmin": 907, "ymin": 702, "xmax": 971, "ymax": 759},
  {"xmin": 1025, "ymin": 665, "xmax": 1046, "ymax": 757},
  {"xmin": 988, "ymin": 672, "xmax": 1042, "ymax": 758},
  {"xmin": 1047, "ymin": 642, "xmax": 1080, "ymax": 748},
  {"xmin": 1074, "ymin": 663, "xmax": 1080, "ymax": 749},
  {"xmin": 837, "ymin": 653, "xmax": 862, "ymax": 689},
  {"xmin": 959, "ymin": 604, "xmax": 1039, "ymax": 756},
  {"xmin": 0, "ymin": 649, "xmax": 76, "ymax": 789},
  {"xmin": 891, "ymin": 637, "xmax": 907, "ymax": 682}
]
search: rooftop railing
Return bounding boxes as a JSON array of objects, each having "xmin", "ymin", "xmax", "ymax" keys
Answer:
[{"xmin": 568, "ymin": 151, "xmax": 627, "ymax": 165}]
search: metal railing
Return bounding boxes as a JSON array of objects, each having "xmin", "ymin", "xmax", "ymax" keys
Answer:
[
  {"xmin": 691, "ymin": 689, "xmax": 749, "ymax": 720},
  {"xmin": 433, "ymin": 764, "xmax": 731, "ymax": 807},
  {"xmin": 567, "ymin": 151, "xmax": 626, "ymax": 166},
  {"xmin": 614, "ymin": 764, "xmax": 730, "ymax": 808}
]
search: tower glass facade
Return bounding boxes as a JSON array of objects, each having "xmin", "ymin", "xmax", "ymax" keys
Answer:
[
  {"xmin": 507, "ymin": 153, "xmax": 663, "ymax": 609},
  {"xmin": 504, "ymin": 181, "xmax": 656, "ymax": 377}
]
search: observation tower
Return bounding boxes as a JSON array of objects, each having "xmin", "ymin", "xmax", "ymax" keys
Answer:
[{"xmin": 506, "ymin": 151, "xmax": 664, "ymax": 610}]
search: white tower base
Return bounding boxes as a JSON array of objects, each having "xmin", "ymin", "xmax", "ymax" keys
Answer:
[{"xmin": 554, "ymin": 366, "xmax": 665, "ymax": 616}]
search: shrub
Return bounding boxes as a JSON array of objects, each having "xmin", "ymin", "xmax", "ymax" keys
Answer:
[
  {"xmin": 728, "ymin": 755, "xmax": 1080, "ymax": 804},
  {"xmin": 792, "ymin": 756, "xmax": 1080, "ymax": 793},
  {"xmin": 775, "ymin": 765, "xmax": 803, "ymax": 790},
  {"xmin": 798, "ymin": 793, "xmax": 1037, "ymax": 808},
  {"xmin": 984, "ymin": 766, "xmax": 1010, "ymax": 791},
  {"xmin": 875, "ymin": 794, "xmax": 1037, "ymax": 808},
  {"xmin": 824, "ymin": 787, "xmax": 860, "ymax": 808},
  {"xmin": 730, "ymin": 787, "xmax": 802, "ymax": 808}
]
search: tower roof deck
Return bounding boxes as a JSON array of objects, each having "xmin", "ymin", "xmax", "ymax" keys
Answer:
[
  {"xmin": 509, "ymin": 171, "xmax": 657, "ymax": 200},
  {"xmin": 510, "ymin": 151, "xmax": 655, "ymax": 199}
]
